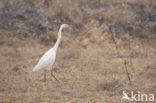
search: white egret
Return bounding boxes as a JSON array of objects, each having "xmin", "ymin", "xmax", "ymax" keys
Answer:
[{"xmin": 33, "ymin": 24, "xmax": 71, "ymax": 82}]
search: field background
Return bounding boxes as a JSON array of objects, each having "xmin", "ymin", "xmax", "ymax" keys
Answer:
[{"xmin": 0, "ymin": 0, "xmax": 156, "ymax": 103}]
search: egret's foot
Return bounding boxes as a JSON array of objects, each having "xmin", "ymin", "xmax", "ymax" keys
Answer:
[
  {"xmin": 39, "ymin": 72, "xmax": 46, "ymax": 82},
  {"xmin": 39, "ymin": 78, "xmax": 46, "ymax": 82},
  {"xmin": 39, "ymin": 77, "xmax": 46, "ymax": 82},
  {"xmin": 50, "ymin": 71, "xmax": 60, "ymax": 83},
  {"xmin": 44, "ymin": 71, "xmax": 46, "ymax": 82}
]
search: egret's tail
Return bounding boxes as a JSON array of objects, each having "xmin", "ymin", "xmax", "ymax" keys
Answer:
[{"xmin": 33, "ymin": 64, "xmax": 41, "ymax": 72}]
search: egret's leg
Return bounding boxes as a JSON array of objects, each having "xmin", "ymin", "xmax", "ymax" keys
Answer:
[
  {"xmin": 44, "ymin": 70, "xmax": 46, "ymax": 82},
  {"xmin": 50, "ymin": 70, "xmax": 60, "ymax": 83}
]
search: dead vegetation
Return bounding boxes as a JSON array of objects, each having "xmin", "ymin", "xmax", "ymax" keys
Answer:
[
  {"xmin": 0, "ymin": 22, "xmax": 156, "ymax": 102},
  {"xmin": 0, "ymin": 0, "xmax": 156, "ymax": 103}
]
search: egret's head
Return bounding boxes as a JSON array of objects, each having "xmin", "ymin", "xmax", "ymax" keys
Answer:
[
  {"xmin": 61, "ymin": 24, "xmax": 72, "ymax": 29},
  {"xmin": 61, "ymin": 24, "xmax": 68, "ymax": 28}
]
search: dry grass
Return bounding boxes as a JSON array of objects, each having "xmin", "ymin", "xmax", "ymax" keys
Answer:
[
  {"xmin": 0, "ymin": 21, "xmax": 156, "ymax": 103},
  {"xmin": 0, "ymin": 0, "xmax": 156, "ymax": 102}
]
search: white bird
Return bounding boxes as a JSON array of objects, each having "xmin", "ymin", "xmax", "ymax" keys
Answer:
[
  {"xmin": 33, "ymin": 24, "xmax": 71, "ymax": 82},
  {"xmin": 121, "ymin": 91, "xmax": 131, "ymax": 101}
]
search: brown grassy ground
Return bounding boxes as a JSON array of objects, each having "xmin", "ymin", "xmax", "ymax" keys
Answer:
[
  {"xmin": 0, "ymin": 0, "xmax": 156, "ymax": 102},
  {"xmin": 0, "ymin": 20, "xmax": 156, "ymax": 103}
]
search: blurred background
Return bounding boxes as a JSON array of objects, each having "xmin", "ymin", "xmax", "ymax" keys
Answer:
[{"xmin": 0, "ymin": 0, "xmax": 156, "ymax": 103}]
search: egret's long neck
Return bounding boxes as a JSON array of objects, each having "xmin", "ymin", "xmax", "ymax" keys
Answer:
[{"xmin": 53, "ymin": 26, "xmax": 64, "ymax": 51}]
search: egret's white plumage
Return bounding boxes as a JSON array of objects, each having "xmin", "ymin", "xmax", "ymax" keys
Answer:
[
  {"xmin": 33, "ymin": 24, "xmax": 70, "ymax": 73},
  {"xmin": 33, "ymin": 49, "xmax": 56, "ymax": 72}
]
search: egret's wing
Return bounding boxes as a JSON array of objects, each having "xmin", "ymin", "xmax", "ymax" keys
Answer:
[{"xmin": 33, "ymin": 49, "xmax": 56, "ymax": 72}]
